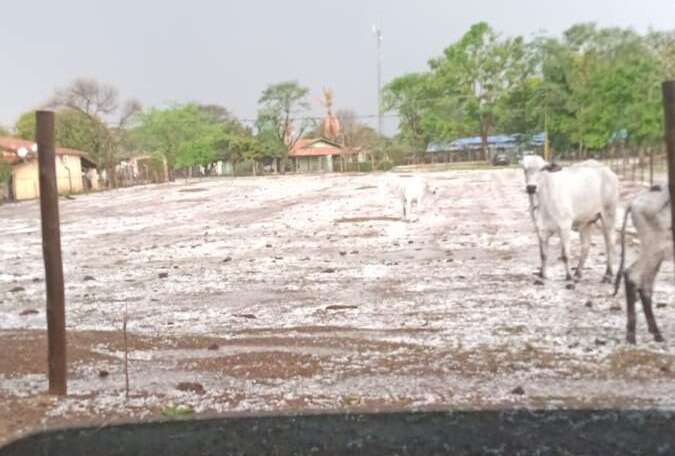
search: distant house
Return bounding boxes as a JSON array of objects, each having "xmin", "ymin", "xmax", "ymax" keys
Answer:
[
  {"xmin": 289, "ymin": 138, "xmax": 344, "ymax": 173},
  {"xmin": 287, "ymin": 138, "xmax": 370, "ymax": 173},
  {"xmin": 0, "ymin": 136, "xmax": 96, "ymax": 201}
]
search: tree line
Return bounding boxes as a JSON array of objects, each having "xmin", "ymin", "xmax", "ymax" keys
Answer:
[
  {"xmin": 8, "ymin": 79, "xmax": 315, "ymax": 184},
  {"xmin": 383, "ymin": 22, "xmax": 675, "ymax": 161},
  {"xmin": 2, "ymin": 21, "xmax": 673, "ymax": 187}
]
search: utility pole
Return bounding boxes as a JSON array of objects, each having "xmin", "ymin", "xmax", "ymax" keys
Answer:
[{"xmin": 373, "ymin": 25, "xmax": 383, "ymax": 137}]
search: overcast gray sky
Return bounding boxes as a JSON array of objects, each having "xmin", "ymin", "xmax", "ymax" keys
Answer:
[{"xmin": 1, "ymin": 0, "xmax": 674, "ymax": 133}]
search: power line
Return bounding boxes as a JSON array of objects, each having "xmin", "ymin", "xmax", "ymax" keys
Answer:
[{"xmin": 236, "ymin": 113, "xmax": 402, "ymax": 124}]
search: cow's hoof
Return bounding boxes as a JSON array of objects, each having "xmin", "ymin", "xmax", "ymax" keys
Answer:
[
  {"xmin": 565, "ymin": 282, "xmax": 575, "ymax": 290},
  {"xmin": 534, "ymin": 278, "xmax": 545, "ymax": 286},
  {"xmin": 626, "ymin": 334, "xmax": 636, "ymax": 345},
  {"xmin": 601, "ymin": 275, "xmax": 612, "ymax": 284},
  {"xmin": 654, "ymin": 334, "xmax": 665, "ymax": 343}
]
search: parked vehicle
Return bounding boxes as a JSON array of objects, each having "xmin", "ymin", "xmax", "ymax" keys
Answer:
[{"xmin": 493, "ymin": 153, "xmax": 510, "ymax": 166}]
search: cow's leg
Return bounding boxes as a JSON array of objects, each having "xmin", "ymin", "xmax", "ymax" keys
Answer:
[
  {"xmin": 639, "ymin": 257, "xmax": 664, "ymax": 342},
  {"xmin": 559, "ymin": 227, "xmax": 574, "ymax": 283},
  {"xmin": 574, "ymin": 223, "xmax": 593, "ymax": 280},
  {"xmin": 624, "ymin": 268, "xmax": 638, "ymax": 344},
  {"xmin": 538, "ymin": 230, "xmax": 552, "ymax": 280},
  {"xmin": 401, "ymin": 197, "xmax": 407, "ymax": 220},
  {"xmin": 600, "ymin": 209, "xmax": 616, "ymax": 283}
]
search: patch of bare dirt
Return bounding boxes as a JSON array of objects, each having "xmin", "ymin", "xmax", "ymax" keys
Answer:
[
  {"xmin": 0, "ymin": 330, "xmax": 228, "ymax": 378},
  {"xmin": 604, "ymin": 349, "xmax": 675, "ymax": 380},
  {"xmin": 0, "ymin": 394, "xmax": 58, "ymax": 445},
  {"xmin": 179, "ymin": 351, "xmax": 325, "ymax": 379}
]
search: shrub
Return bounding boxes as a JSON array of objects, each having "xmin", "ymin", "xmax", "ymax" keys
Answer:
[
  {"xmin": 377, "ymin": 159, "xmax": 394, "ymax": 171},
  {"xmin": 356, "ymin": 162, "xmax": 373, "ymax": 173},
  {"xmin": 234, "ymin": 159, "xmax": 255, "ymax": 176}
]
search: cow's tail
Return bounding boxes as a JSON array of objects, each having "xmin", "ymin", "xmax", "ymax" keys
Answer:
[{"xmin": 613, "ymin": 205, "xmax": 632, "ymax": 297}]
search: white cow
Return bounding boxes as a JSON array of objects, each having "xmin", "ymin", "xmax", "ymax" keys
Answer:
[
  {"xmin": 614, "ymin": 185, "xmax": 672, "ymax": 344},
  {"xmin": 390, "ymin": 175, "xmax": 435, "ymax": 221},
  {"xmin": 521, "ymin": 155, "xmax": 619, "ymax": 285}
]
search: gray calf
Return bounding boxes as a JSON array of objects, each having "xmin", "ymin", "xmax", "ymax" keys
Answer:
[{"xmin": 614, "ymin": 185, "xmax": 672, "ymax": 344}]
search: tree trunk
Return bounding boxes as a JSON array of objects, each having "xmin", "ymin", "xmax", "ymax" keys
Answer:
[
  {"xmin": 479, "ymin": 117, "xmax": 490, "ymax": 163},
  {"xmin": 281, "ymin": 155, "xmax": 288, "ymax": 175},
  {"xmin": 106, "ymin": 163, "xmax": 116, "ymax": 189},
  {"xmin": 480, "ymin": 134, "xmax": 489, "ymax": 163}
]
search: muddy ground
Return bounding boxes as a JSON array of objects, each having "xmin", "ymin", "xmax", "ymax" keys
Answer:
[{"xmin": 0, "ymin": 168, "xmax": 673, "ymax": 444}]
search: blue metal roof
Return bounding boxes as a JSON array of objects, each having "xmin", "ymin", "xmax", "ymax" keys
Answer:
[{"xmin": 427, "ymin": 132, "xmax": 545, "ymax": 153}]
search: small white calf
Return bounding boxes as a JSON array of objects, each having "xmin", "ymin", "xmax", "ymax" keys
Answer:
[
  {"xmin": 392, "ymin": 176, "xmax": 434, "ymax": 221},
  {"xmin": 614, "ymin": 185, "xmax": 672, "ymax": 344},
  {"xmin": 521, "ymin": 155, "xmax": 619, "ymax": 285}
]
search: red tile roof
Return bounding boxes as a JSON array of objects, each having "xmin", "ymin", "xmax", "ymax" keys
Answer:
[
  {"xmin": 0, "ymin": 136, "xmax": 87, "ymax": 165},
  {"xmin": 289, "ymin": 138, "xmax": 344, "ymax": 157}
]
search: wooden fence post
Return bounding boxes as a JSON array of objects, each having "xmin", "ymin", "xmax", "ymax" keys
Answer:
[
  {"xmin": 37, "ymin": 110, "xmax": 67, "ymax": 396},
  {"xmin": 662, "ymin": 81, "xmax": 675, "ymax": 266}
]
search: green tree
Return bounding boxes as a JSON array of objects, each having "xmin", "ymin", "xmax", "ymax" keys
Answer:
[
  {"xmin": 647, "ymin": 30, "xmax": 675, "ymax": 80},
  {"xmin": 257, "ymin": 81, "xmax": 311, "ymax": 172},
  {"xmin": 382, "ymin": 73, "xmax": 431, "ymax": 161},
  {"xmin": 427, "ymin": 22, "xmax": 531, "ymax": 160},
  {"xmin": 0, "ymin": 123, "xmax": 12, "ymax": 190},
  {"xmin": 534, "ymin": 24, "xmax": 665, "ymax": 155},
  {"xmin": 384, "ymin": 23, "xmax": 531, "ymax": 161},
  {"xmin": 15, "ymin": 108, "xmax": 100, "ymax": 153},
  {"xmin": 0, "ymin": 160, "xmax": 11, "ymax": 187},
  {"xmin": 382, "ymin": 22, "xmax": 674, "ymax": 161},
  {"xmin": 47, "ymin": 78, "xmax": 141, "ymax": 187},
  {"xmin": 133, "ymin": 103, "xmax": 227, "ymax": 177}
]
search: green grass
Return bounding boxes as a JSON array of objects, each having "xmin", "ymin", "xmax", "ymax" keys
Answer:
[{"xmin": 161, "ymin": 403, "xmax": 194, "ymax": 418}]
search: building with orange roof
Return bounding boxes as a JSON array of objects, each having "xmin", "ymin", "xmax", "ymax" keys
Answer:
[{"xmin": 0, "ymin": 136, "xmax": 96, "ymax": 201}]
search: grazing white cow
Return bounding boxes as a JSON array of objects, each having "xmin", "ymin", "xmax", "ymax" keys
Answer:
[
  {"xmin": 390, "ymin": 175, "xmax": 435, "ymax": 221},
  {"xmin": 614, "ymin": 185, "xmax": 672, "ymax": 344},
  {"xmin": 521, "ymin": 155, "xmax": 619, "ymax": 285}
]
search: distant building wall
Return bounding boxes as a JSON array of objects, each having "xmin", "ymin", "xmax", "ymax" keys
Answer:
[
  {"xmin": 294, "ymin": 156, "xmax": 334, "ymax": 173},
  {"xmin": 12, "ymin": 155, "xmax": 83, "ymax": 200}
]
